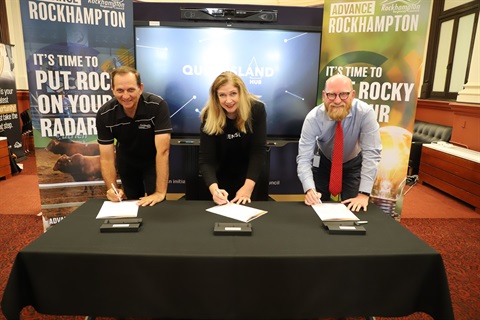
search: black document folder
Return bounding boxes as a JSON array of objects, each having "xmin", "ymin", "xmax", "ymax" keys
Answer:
[
  {"xmin": 100, "ymin": 218, "xmax": 142, "ymax": 233},
  {"xmin": 214, "ymin": 222, "xmax": 252, "ymax": 235},
  {"xmin": 323, "ymin": 222, "xmax": 366, "ymax": 235}
]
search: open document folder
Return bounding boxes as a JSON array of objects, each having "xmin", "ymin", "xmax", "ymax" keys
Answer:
[
  {"xmin": 206, "ymin": 203, "xmax": 267, "ymax": 223},
  {"xmin": 96, "ymin": 200, "xmax": 139, "ymax": 219},
  {"xmin": 311, "ymin": 203, "xmax": 360, "ymax": 222}
]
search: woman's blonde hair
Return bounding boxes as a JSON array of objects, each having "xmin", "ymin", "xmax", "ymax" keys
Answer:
[{"xmin": 200, "ymin": 71, "xmax": 260, "ymax": 135}]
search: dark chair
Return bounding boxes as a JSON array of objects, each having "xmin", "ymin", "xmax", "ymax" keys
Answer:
[
  {"xmin": 20, "ymin": 109, "xmax": 33, "ymax": 154},
  {"xmin": 408, "ymin": 121, "xmax": 452, "ymax": 175}
]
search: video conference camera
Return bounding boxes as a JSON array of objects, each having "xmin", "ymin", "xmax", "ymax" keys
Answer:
[{"xmin": 181, "ymin": 8, "xmax": 278, "ymax": 23}]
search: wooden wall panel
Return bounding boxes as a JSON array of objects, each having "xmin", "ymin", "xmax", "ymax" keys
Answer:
[
  {"xmin": 416, "ymin": 99, "xmax": 480, "ymax": 152},
  {"xmin": 450, "ymin": 104, "xmax": 480, "ymax": 151},
  {"xmin": 415, "ymin": 100, "xmax": 453, "ymax": 126}
]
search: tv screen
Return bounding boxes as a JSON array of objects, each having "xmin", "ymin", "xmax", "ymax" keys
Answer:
[{"xmin": 135, "ymin": 24, "xmax": 321, "ymax": 139}]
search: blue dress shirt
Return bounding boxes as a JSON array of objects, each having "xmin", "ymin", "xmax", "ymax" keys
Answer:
[{"xmin": 297, "ymin": 98, "xmax": 382, "ymax": 195}]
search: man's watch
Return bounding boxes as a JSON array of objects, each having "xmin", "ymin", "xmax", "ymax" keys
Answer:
[{"xmin": 359, "ymin": 191, "xmax": 370, "ymax": 196}]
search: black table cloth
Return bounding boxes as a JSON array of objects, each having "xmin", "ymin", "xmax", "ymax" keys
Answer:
[{"xmin": 1, "ymin": 199, "xmax": 454, "ymax": 319}]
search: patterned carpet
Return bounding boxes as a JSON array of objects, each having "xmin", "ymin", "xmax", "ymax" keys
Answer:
[
  {"xmin": 0, "ymin": 214, "xmax": 479, "ymax": 320},
  {"xmin": 401, "ymin": 183, "xmax": 479, "ymax": 219},
  {"xmin": 0, "ymin": 154, "xmax": 41, "ymax": 215},
  {"xmin": 401, "ymin": 218, "xmax": 480, "ymax": 320}
]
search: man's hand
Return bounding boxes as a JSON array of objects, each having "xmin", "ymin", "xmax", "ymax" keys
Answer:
[
  {"xmin": 304, "ymin": 189, "xmax": 322, "ymax": 206},
  {"xmin": 106, "ymin": 187, "xmax": 125, "ymax": 202},
  {"xmin": 342, "ymin": 193, "xmax": 369, "ymax": 212},
  {"xmin": 138, "ymin": 191, "xmax": 165, "ymax": 207}
]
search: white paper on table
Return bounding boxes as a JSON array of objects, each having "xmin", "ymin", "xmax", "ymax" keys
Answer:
[
  {"xmin": 96, "ymin": 200, "xmax": 139, "ymax": 219},
  {"xmin": 311, "ymin": 203, "xmax": 359, "ymax": 222},
  {"xmin": 206, "ymin": 203, "xmax": 267, "ymax": 223}
]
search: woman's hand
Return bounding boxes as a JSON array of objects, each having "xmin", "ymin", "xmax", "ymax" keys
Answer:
[
  {"xmin": 232, "ymin": 181, "xmax": 255, "ymax": 205},
  {"xmin": 213, "ymin": 188, "xmax": 229, "ymax": 205}
]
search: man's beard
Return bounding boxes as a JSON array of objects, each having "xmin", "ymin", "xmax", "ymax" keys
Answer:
[{"xmin": 326, "ymin": 102, "xmax": 351, "ymax": 121}]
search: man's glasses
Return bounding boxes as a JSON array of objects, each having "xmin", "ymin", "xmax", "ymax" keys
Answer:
[{"xmin": 325, "ymin": 92, "xmax": 351, "ymax": 101}]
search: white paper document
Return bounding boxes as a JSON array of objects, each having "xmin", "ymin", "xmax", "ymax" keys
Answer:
[
  {"xmin": 206, "ymin": 203, "xmax": 268, "ymax": 223},
  {"xmin": 96, "ymin": 201, "xmax": 139, "ymax": 219},
  {"xmin": 311, "ymin": 203, "xmax": 359, "ymax": 222}
]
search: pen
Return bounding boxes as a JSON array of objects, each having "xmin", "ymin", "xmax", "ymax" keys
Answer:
[
  {"xmin": 355, "ymin": 221, "xmax": 368, "ymax": 225},
  {"xmin": 111, "ymin": 183, "xmax": 122, "ymax": 202},
  {"xmin": 215, "ymin": 189, "xmax": 229, "ymax": 204},
  {"xmin": 315, "ymin": 191, "xmax": 322, "ymax": 204}
]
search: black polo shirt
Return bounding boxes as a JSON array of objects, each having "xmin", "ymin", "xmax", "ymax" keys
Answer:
[{"xmin": 96, "ymin": 92, "xmax": 172, "ymax": 167}]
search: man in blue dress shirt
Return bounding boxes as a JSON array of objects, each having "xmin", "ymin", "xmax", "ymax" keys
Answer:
[{"xmin": 297, "ymin": 74, "xmax": 382, "ymax": 212}]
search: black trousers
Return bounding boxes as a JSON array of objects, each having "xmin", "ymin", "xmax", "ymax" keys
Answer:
[
  {"xmin": 117, "ymin": 161, "xmax": 156, "ymax": 200},
  {"xmin": 313, "ymin": 152, "xmax": 362, "ymax": 202}
]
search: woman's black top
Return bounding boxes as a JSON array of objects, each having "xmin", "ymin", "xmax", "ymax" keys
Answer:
[{"xmin": 199, "ymin": 101, "xmax": 267, "ymax": 198}]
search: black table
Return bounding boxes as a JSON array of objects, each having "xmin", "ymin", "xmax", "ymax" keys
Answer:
[{"xmin": 1, "ymin": 200, "xmax": 454, "ymax": 319}]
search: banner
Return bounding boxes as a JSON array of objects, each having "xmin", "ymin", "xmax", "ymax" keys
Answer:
[
  {"xmin": 320, "ymin": 0, "xmax": 432, "ymax": 219},
  {"xmin": 0, "ymin": 44, "xmax": 24, "ymax": 160},
  {"xmin": 20, "ymin": 0, "xmax": 134, "ymax": 229}
]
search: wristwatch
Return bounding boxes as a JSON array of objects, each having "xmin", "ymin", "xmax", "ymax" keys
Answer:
[{"xmin": 358, "ymin": 191, "xmax": 370, "ymax": 196}]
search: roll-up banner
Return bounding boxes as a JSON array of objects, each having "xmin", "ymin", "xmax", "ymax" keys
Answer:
[
  {"xmin": 20, "ymin": 0, "xmax": 134, "ymax": 230},
  {"xmin": 0, "ymin": 44, "xmax": 24, "ymax": 160},
  {"xmin": 319, "ymin": 0, "xmax": 432, "ymax": 219}
]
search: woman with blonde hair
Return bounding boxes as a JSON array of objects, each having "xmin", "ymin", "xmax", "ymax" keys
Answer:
[{"xmin": 199, "ymin": 71, "xmax": 267, "ymax": 205}]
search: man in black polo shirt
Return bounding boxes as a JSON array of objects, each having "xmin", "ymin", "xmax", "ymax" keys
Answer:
[{"xmin": 96, "ymin": 66, "xmax": 172, "ymax": 206}]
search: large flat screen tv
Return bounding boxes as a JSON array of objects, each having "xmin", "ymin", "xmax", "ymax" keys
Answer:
[{"xmin": 134, "ymin": 22, "xmax": 321, "ymax": 140}]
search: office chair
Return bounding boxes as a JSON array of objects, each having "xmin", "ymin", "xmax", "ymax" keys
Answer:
[{"xmin": 20, "ymin": 109, "xmax": 33, "ymax": 154}]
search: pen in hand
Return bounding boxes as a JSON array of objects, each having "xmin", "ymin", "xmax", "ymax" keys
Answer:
[
  {"xmin": 215, "ymin": 189, "xmax": 229, "ymax": 204},
  {"xmin": 309, "ymin": 190, "xmax": 322, "ymax": 205},
  {"xmin": 316, "ymin": 192, "xmax": 322, "ymax": 204},
  {"xmin": 111, "ymin": 183, "xmax": 122, "ymax": 202}
]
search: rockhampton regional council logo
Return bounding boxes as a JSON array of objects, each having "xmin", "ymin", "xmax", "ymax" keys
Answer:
[
  {"xmin": 87, "ymin": 0, "xmax": 125, "ymax": 10},
  {"xmin": 381, "ymin": 0, "xmax": 422, "ymax": 14}
]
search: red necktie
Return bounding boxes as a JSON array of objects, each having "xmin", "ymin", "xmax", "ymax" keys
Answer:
[{"xmin": 329, "ymin": 121, "xmax": 343, "ymax": 198}]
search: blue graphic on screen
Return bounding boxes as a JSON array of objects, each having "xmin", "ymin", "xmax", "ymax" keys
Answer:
[{"xmin": 135, "ymin": 26, "xmax": 321, "ymax": 138}]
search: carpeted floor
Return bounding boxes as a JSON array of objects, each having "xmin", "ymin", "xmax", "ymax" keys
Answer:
[
  {"xmin": 0, "ymin": 154, "xmax": 41, "ymax": 216},
  {"xmin": 401, "ymin": 218, "xmax": 480, "ymax": 320},
  {"xmin": 401, "ymin": 183, "xmax": 479, "ymax": 219},
  {"xmin": 0, "ymin": 174, "xmax": 41, "ymax": 215}
]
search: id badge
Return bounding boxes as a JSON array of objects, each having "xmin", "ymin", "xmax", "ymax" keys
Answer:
[
  {"xmin": 313, "ymin": 138, "xmax": 321, "ymax": 168},
  {"xmin": 313, "ymin": 155, "xmax": 320, "ymax": 168}
]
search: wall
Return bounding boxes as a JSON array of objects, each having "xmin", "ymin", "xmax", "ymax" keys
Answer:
[
  {"xmin": 450, "ymin": 103, "xmax": 480, "ymax": 151},
  {"xmin": 416, "ymin": 99, "xmax": 480, "ymax": 152},
  {"xmin": 133, "ymin": 2, "xmax": 323, "ymax": 26},
  {"xmin": 132, "ymin": 2, "xmax": 324, "ymax": 195},
  {"xmin": 415, "ymin": 100, "xmax": 453, "ymax": 126}
]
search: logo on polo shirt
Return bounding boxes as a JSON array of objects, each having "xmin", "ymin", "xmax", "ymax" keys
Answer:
[
  {"xmin": 138, "ymin": 123, "xmax": 152, "ymax": 130},
  {"xmin": 227, "ymin": 132, "xmax": 241, "ymax": 139}
]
